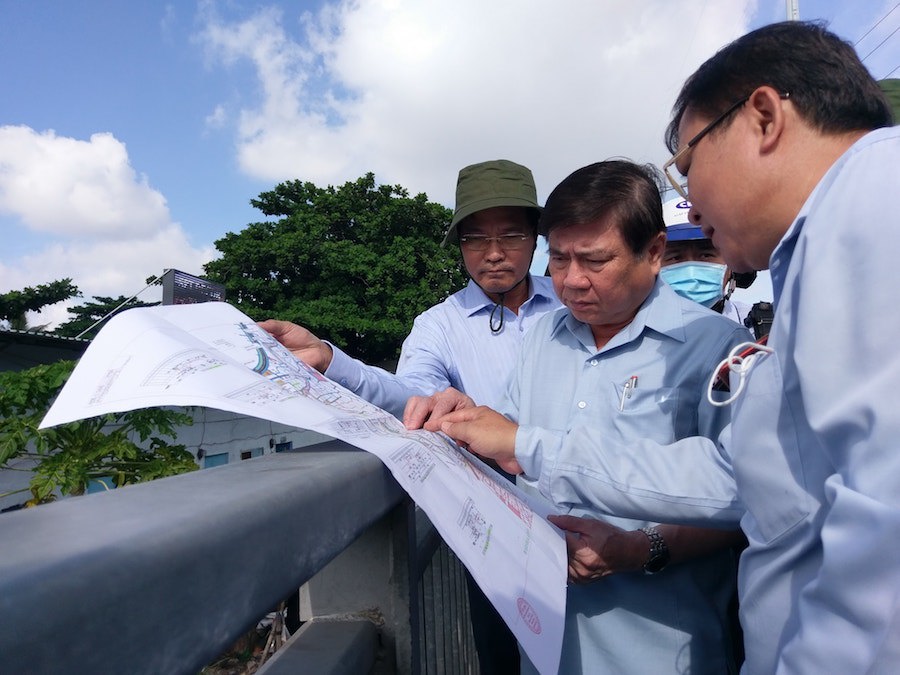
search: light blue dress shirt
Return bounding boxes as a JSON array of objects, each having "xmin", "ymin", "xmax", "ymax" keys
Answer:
[
  {"xmin": 521, "ymin": 126, "xmax": 900, "ymax": 673},
  {"xmin": 505, "ymin": 278, "xmax": 751, "ymax": 675},
  {"xmin": 722, "ymin": 297, "xmax": 752, "ymax": 327},
  {"xmin": 324, "ymin": 275, "xmax": 560, "ymax": 417}
]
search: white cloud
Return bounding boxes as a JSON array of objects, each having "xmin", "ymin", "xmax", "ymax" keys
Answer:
[
  {"xmin": 0, "ymin": 126, "xmax": 171, "ymax": 238},
  {"xmin": 8, "ymin": 226, "xmax": 217, "ymax": 330},
  {"xmin": 205, "ymin": 104, "xmax": 228, "ymax": 130},
  {"xmin": 196, "ymin": 0, "xmax": 758, "ymax": 205},
  {"xmin": 0, "ymin": 126, "xmax": 214, "ymax": 329}
]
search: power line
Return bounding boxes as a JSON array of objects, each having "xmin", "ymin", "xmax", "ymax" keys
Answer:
[
  {"xmin": 74, "ymin": 273, "xmax": 165, "ymax": 339},
  {"xmin": 860, "ymin": 23, "xmax": 900, "ymax": 64},
  {"xmin": 854, "ymin": 2, "xmax": 900, "ymax": 47}
]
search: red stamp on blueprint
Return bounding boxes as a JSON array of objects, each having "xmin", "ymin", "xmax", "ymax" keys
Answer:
[{"xmin": 517, "ymin": 597, "xmax": 542, "ymax": 634}]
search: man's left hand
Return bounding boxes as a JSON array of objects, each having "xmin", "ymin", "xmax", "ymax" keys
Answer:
[{"xmin": 548, "ymin": 514, "xmax": 645, "ymax": 583}]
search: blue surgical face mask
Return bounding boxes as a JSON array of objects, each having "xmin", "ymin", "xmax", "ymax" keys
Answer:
[{"xmin": 660, "ymin": 261, "xmax": 727, "ymax": 308}]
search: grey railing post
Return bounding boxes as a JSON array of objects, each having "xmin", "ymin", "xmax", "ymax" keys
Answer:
[{"xmin": 294, "ymin": 496, "xmax": 417, "ymax": 673}]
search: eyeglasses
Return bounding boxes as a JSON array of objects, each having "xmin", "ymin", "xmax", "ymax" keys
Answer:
[
  {"xmin": 459, "ymin": 233, "xmax": 530, "ymax": 251},
  {"xmin": 662, "ymin": 92, "xmax": 791, "ymax": 201}
]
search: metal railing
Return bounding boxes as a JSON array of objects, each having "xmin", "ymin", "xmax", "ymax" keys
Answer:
[{"xmin": 0, "ymin": 439, "xmax": 477, "ymax": 674}]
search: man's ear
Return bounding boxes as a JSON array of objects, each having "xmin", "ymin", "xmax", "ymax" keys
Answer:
[
  {"xmin": 747, "ymin": 86, "xmax": 788, "ymax": 154},
  {"xmin": 646, "ymin": 231, "xmax": 667, "ymax": 269}
]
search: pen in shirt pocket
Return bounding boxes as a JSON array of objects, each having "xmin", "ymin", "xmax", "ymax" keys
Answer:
[{"xmin": 619, "ymin": 375, "xmax": 638, "ymax": 411}]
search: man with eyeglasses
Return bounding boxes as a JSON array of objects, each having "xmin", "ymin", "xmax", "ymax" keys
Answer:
[
  {"xmin": 406, "ymin": 160, "xmax": 751, "ymax": 675},
  {"xmin": 261, "ymin": 158, "xmax": 558, "ymax": 424},
  {"xmin": 262, "ymin": 159, "xmax": 561, "ymax": 675},
  {"xmin": 427, "ymin": 22, "xmax": 900, "ymax": 673}
]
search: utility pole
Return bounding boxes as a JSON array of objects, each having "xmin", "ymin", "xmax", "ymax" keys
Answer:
[{"xmin": 786, "ymin": 0, "xmax": 800, "ymax": 21}]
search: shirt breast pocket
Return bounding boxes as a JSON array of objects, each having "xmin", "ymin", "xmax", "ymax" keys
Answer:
[{"xmin": 609, "ymin": 381, "xmax": 679, "ymax": 444}]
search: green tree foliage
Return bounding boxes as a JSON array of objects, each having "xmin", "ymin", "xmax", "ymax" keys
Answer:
[
  {"xmin": 0, "ymin": 361, "xmax": 197, "ymax": 506},
  {"xmin": 0, "ymin": 279, "xmax": 80, "ymax": 330},
  {"xmin": 204, "ymin": 173, "xmax": 467, "ymax": 365},
  {"xmin": 55, "ymin": 295, "xmax": 159, "ymax": 340}
]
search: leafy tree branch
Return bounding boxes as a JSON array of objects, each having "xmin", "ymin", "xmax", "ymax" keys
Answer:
[{"xmin": 0, "ymin": 361, "xmax": 197, "ymax": 506}]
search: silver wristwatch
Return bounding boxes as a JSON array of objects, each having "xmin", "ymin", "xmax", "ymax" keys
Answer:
[{"xmin": 639, "ymin": 526, "xmax": 670, "ymax": 574}]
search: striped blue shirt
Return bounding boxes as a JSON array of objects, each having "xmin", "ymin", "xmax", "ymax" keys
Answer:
[{"xmin": 324, "ymin": 275, "xmax": 560, "ymax": 418}]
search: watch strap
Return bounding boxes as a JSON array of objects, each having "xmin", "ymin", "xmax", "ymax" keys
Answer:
[{"xmin": 639, "ymin": 526, "xmax": 670, "ymax": 574}]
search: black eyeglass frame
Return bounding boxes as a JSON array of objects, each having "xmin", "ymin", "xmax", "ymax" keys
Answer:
[
  {"xmin": 458, "ymin": 233, "xmax": 530, "ymax": 252},
  {"xmin": 662, "ymin": 92, "xmax": 791, "ymax": 200}
]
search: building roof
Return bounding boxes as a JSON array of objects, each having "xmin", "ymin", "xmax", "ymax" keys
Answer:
[{"xmin": 0, "ymin": 329, "xmax": 90, "ymax": 372}]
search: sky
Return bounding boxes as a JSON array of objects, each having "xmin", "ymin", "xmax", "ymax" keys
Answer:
[{"xmin": 1, "ymin": 0, "xmax": 898, "ymax": 329}]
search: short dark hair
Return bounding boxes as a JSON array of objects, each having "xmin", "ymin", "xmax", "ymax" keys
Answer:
[
  {"xmin": 665, "ymin": 21, "xmax": 894, "ymax": 153},
  {"xmin": 539, "ymin": 160, "xmax": 665, "ymax": 255}
]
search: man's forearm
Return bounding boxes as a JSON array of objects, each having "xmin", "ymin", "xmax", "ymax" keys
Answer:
[{"xmin": 656, "ymin": 524, "xmax": 746, "ymax": 565}]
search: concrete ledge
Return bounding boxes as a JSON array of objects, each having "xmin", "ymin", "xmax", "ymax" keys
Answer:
[
  {"xmin": 258, "ymin": 619, "xmax": 378, "ymax": 675},
  {"xmin": 0, "ymin": 439, "xmax": 404, "ymax": 674}
]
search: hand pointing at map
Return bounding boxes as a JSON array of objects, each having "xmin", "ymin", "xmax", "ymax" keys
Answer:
[{"xmin": 436, "ymin": 406, "xmax": 523, "ymax": 476}]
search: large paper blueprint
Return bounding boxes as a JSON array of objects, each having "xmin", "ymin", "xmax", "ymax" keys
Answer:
[{"xmin": 40, "ymin": 302, "xmax": 566, "ymax": 675}]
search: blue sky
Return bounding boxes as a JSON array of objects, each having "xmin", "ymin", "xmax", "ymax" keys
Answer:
[{"xmin": 1, "ymin": 0, "xmax": 897, "ymax": 327}]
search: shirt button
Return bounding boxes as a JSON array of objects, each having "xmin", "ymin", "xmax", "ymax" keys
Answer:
[
  {"xmin": 577, "ymin": 401, "xmax": 587, "ymax": 409},
  {"xmin": 589, "ymin": 360, "xmax": 598, "ymax": 366}
]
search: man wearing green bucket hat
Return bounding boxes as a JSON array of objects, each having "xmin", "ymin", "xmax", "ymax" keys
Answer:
[
  {"xmin": 879, "ymin": 78, "xmax": 900, "ymax": 121},
  {"xmin": 261, "ymin": 158, "xmax": 559, "ymax": 424},
  {"xmin": 261, "ymin": 159, "xmax": 561, "ymax": 674}
]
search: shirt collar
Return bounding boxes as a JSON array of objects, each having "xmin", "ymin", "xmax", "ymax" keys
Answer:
[
  {"xmin": 551, "ymin": 277, "xmax": 687, "ymax": 353},
  {"xmin": 768, "ymin": 127, "xmax": 897, "ymax": 304},
  {"xmin": 458, "ymin": 274, "xmax": 553, "ymax": 317}
]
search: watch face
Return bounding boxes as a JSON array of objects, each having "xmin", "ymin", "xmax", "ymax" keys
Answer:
[
  {"xmin": 643, "ymin": 552, "xmax": 669, "ymax": 574},
  {"xmin": 640, "ymin": 526, "xmax": 670, "ymax": 574}
]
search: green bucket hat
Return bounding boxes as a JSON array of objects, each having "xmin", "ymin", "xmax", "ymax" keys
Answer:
[
  {"xmin": 879, "ymin": 79, "xmax": 900, "ymax": 124},
  {"xmin": 442, "ymin": 159, "xmax": 542, "ymax": 246}
]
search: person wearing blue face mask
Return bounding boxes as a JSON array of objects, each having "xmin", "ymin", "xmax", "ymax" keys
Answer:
[{"xmin": 660, "ymin": 196, "xmax": 753, "ymax": 325}]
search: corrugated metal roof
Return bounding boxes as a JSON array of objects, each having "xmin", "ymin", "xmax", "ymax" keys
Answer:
[{"xmin": 0, "ymin": 328, "xmax": 91, "ymax": 346}]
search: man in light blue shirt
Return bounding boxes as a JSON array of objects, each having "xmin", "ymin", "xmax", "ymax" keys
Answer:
[
  {"xmin": 262, "ymin": 159, "xmax": 560, "ymax": 675},
  {"xmin": 261, "ymin": 160, "xmax": 559, "ymax": 420},
  {"xmin": 410, "ymin": 160, "xmax": 751, "ymax": 674},
  {"xmin": 434, "ymin": 23, "xmax": 900, "ymax": 673}
]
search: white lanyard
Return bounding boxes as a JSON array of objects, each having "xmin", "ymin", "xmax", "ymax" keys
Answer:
[{"xmin": 707, "ymin": 340, "xmax": 775, "ymax": 407}]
